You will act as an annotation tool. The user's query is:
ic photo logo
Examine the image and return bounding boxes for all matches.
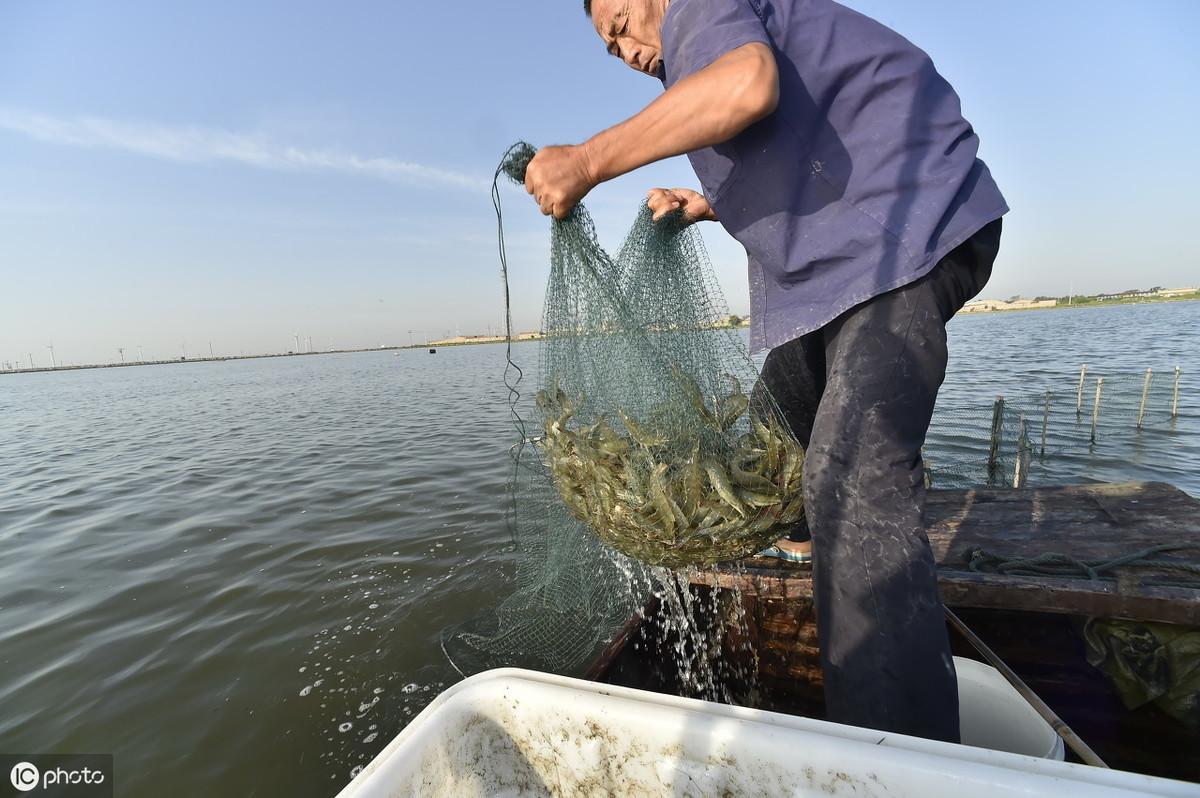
[1,755,112,797]
[10,762,38,792]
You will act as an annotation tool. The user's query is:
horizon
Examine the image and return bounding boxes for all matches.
[5,288,1195,371]
[2,0,1198,365]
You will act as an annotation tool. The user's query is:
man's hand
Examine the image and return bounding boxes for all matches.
[646,188,716,224]
[524,144,598,220]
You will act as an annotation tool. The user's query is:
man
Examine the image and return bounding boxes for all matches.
[524,0,1005,743]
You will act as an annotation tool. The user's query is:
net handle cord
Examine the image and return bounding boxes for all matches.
[493,142,537,457]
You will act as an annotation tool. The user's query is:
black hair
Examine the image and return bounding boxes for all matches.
[584,0,592,16]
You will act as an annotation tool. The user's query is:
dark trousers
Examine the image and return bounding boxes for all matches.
[760,219,1002,742]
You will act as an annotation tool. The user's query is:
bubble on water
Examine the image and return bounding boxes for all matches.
[298,666,307,673]
[314,679,325,687]
[343,625,352,631]
[338,721,353,733]
[373,687,384,695]
[299,685,313,697]
[362,732,378,744]
[349,765,364,779]
[368,603,379,610]
[401,683,419,694]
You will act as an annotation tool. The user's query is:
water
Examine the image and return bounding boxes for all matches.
[0,301,1196,796]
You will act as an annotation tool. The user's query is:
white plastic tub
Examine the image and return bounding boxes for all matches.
[954,656,1064,760]
[338,664,1199,797]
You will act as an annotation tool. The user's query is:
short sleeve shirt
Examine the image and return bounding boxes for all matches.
[660,0,1009,352]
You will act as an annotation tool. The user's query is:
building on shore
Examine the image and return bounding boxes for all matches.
[427,331,543,346]
[960,298,1057,313]
[1155,287,1199,298]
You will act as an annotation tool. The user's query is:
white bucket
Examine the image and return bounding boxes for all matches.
[955,657,1065,760]
[337,663,1198,798]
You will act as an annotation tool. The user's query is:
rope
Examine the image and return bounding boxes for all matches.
[965,542,1200,588]
[493,142,535,461]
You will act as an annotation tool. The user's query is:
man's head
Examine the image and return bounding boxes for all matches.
[585,0,670,78]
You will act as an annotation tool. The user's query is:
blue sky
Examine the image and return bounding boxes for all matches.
[1,0,1198,365]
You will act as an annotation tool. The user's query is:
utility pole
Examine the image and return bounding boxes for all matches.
[47,344,56,368]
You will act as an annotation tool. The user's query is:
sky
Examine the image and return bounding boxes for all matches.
[1,0,1198,366]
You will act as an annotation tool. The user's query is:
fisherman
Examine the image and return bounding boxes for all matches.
[523,0,1006,743]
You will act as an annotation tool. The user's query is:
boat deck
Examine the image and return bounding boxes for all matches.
[708,481,1200,624]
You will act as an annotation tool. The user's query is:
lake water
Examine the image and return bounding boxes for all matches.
[0,300,1197,796]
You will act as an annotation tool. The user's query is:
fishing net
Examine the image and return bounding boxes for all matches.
[441,142,803,675]
[508,142,802,568]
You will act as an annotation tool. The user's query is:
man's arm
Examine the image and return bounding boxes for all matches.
[525,42,778,219]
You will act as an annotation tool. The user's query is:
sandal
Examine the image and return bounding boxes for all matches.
[757,544,813,564]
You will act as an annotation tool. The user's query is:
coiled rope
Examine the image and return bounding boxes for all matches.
[966,542,1200,588]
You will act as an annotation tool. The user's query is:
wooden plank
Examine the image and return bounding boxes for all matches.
[696,483,1200,624]
[937,571,1200,625]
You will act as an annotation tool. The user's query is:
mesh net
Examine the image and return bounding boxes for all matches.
[442,142,801,676]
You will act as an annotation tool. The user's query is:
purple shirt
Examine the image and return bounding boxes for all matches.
[660,0,1009,351]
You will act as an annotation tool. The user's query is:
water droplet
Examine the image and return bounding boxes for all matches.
[362,732,378,744]
[401,683,418,694]
[299,685,313,697]
[338,721,353,733]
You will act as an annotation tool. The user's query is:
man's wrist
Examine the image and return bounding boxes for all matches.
[579,136,608,187]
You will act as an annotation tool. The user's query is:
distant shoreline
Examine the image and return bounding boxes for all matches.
[0,347,408,376]
[960,294,1199,315]
[5,299,1192,375]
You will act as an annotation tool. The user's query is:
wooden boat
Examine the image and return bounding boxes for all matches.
[587,482,1200,782]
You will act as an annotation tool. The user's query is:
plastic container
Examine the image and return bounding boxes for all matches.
[954,656,1064,760]
[337,664,1199,797]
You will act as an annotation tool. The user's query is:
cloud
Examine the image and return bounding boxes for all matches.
[0,107,486,191]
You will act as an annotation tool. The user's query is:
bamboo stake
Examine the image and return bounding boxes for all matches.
[1013,415,1029,488]
[1091,378,1103,443]
[1040,391,1050,457]
[987,396,1005,485]
[1172,366,1182,418]
[945,608,1109,769]
[1076,364,1088,415]
[1136,368,1152,429]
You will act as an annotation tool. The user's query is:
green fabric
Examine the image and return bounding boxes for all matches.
[1084,618,1200,728]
